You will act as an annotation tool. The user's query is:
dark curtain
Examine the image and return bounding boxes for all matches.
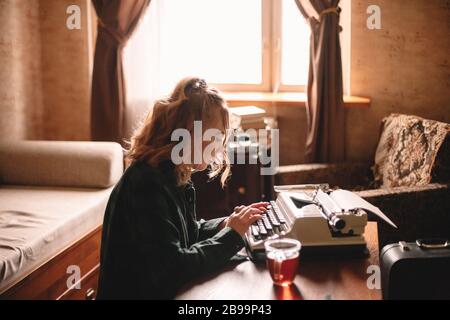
[91,0,151,143]
[294,0,345,162]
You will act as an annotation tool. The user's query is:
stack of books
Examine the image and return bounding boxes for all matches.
[228,106,277,148]
[229,106,270,131]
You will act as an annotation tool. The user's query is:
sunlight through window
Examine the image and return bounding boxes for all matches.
[125,0,314,97]
[281,0,310,86]
[160,0,262,90]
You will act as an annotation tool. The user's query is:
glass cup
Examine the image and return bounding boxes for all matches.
[265,238,301,287]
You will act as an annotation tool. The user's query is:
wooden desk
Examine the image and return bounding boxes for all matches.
[177,222,381,300]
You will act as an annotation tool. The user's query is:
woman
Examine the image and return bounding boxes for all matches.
[97,77,268,299]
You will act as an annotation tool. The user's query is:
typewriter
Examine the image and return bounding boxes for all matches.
[244,184,397,260]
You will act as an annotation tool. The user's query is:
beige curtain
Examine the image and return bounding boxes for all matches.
[91,0,151,143]
[295,0,345,162]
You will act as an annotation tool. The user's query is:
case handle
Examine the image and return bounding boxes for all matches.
[416,238,449,249]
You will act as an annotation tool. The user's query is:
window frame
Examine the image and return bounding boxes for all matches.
[211,0,351,94]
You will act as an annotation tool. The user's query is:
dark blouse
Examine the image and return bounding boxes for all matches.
[96,160,244,300]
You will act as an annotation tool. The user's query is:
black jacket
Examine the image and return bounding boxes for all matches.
[96,160,244,299]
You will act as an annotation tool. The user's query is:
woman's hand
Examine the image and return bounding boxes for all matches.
[222,202,269,236]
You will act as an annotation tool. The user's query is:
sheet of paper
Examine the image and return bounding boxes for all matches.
[330,189,398,228]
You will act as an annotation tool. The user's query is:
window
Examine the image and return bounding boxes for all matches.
[280,0,310,88]
[125,0,350,97]
[159,0,263,89]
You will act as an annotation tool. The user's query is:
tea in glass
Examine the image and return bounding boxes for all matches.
[265,238,301,286]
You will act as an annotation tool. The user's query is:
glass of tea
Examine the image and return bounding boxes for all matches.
[265,238,301,287]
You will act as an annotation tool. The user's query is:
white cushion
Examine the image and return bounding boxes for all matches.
[0,185,112,293]
[0,141,123,188]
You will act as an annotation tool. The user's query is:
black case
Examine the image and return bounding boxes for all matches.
[380,239,450,299]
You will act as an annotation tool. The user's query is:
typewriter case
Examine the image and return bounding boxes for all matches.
[380,239,450,299]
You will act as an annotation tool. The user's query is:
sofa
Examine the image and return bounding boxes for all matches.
[0,140,123,299]
[276,114,450,249]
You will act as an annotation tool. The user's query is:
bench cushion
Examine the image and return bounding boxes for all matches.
[0,141,123,188]
[0,185,112,293]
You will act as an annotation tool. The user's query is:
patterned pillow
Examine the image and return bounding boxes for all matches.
[373,114,450,188]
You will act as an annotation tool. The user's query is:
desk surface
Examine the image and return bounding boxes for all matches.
[176,222,381,300]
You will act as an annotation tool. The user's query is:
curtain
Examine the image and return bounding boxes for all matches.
[91,0,151,143]
[294,0,345,163]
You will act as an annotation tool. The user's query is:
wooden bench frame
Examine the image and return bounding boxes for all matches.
[0,226,102,300]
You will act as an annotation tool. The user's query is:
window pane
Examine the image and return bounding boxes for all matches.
[160,0,262,90]
[281,0,310,85]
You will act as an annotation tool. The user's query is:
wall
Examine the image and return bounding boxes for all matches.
[276,106,307,165]
[0,0,43,140]
[347,0,450,162]
[39,0,93,140]
[0,0,92,141]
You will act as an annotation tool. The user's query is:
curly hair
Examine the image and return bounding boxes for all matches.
[126,77,231,186]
